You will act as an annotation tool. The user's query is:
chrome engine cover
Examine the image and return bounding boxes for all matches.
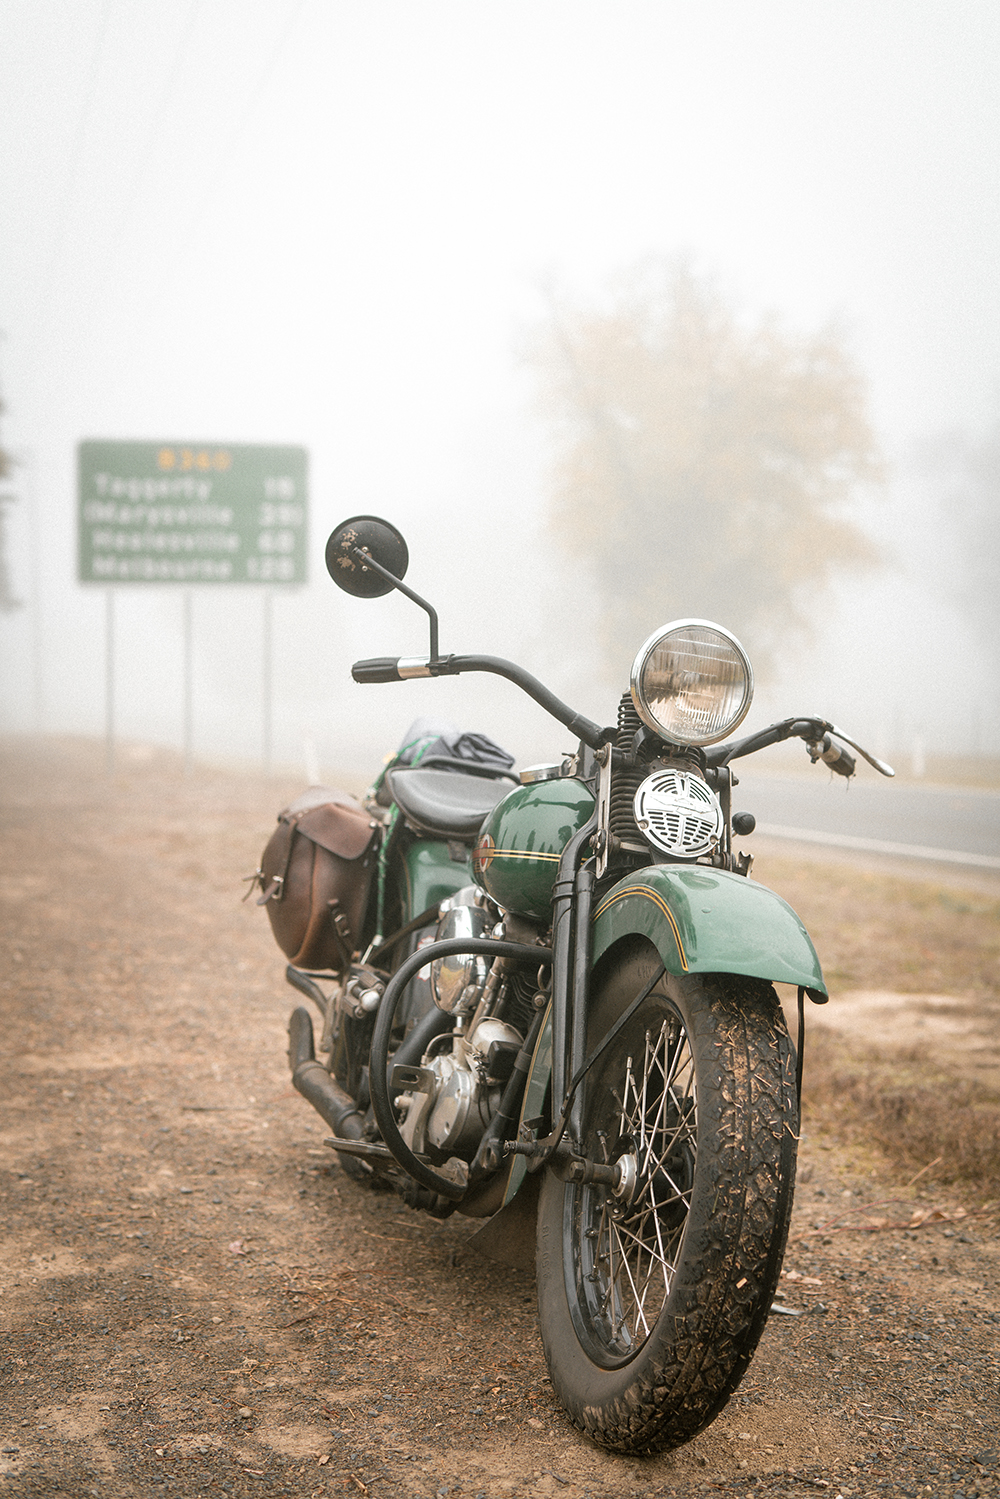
[424,1052,489,1154]
[396,1017,523,1160]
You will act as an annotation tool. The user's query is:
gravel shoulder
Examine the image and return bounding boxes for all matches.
[1,737,998,1499]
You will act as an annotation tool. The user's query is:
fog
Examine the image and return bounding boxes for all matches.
[1,1,998,780]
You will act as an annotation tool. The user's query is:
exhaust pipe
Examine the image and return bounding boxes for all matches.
[288,1007,365,1143]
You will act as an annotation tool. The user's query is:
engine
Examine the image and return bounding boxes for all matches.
[393,887,545,1163]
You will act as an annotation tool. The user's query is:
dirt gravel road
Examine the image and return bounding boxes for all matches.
[1,738,998,1499]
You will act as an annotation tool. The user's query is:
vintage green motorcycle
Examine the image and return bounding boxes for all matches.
[253,515,894,1455]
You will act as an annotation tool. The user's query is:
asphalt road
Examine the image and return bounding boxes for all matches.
[729,770,1000,870]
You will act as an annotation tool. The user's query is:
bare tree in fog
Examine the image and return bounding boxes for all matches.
[531,260,883,677]
[0,388,20,612]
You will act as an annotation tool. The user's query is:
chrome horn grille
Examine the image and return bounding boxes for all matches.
[633,770,723,858]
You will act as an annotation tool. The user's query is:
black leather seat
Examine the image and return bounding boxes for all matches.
[385,766,514,840]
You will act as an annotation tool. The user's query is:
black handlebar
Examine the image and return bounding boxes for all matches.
[705,718,821,766]
[351,660,890,777]
[707,718,889,777]
[351,652,614,752]
[352,657,403,683]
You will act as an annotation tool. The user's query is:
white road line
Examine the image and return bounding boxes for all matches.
[754,824,1000,870]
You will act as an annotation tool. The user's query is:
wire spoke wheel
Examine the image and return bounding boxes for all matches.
[571,1012,697,1364]
[536,940,798,1455]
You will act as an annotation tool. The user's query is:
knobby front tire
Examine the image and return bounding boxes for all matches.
[535,939,798,1455]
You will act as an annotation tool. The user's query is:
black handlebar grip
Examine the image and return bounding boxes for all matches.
[808,733,856,778]
[829,745,856,778]
[351,657,402,683]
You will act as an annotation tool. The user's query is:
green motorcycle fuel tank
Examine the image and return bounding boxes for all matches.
[471,777,596,918]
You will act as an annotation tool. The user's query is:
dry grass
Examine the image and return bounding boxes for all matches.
[759,855,1000,1194]
[802,1027,1000,1195]
[761,858,1000,1000]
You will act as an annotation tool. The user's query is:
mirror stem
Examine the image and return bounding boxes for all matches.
[349,546,440,659]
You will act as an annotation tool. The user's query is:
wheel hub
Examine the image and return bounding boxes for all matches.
[611,1150,638,1203]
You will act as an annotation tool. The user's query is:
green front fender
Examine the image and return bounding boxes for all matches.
[502,864,825,1207]
[591,865,826,996]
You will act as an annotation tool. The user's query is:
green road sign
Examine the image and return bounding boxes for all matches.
[78,440,308,584]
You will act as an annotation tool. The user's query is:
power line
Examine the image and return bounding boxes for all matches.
[36,0,116,331]
[143,0,310,314]
[104,0,203,261]
[98,0,310,406]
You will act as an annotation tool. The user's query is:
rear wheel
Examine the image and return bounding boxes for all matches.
[536,940,797,1454]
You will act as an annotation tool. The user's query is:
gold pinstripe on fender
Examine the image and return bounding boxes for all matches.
[592,884,689,970]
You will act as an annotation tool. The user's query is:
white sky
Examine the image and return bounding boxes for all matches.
[1,1,998,770]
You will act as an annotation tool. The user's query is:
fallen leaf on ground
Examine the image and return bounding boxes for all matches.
[908,1205,967,1228]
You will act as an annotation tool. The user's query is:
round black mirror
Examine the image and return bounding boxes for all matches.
[325,516,409,598]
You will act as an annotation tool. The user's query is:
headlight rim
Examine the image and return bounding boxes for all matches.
[629,617,755,747]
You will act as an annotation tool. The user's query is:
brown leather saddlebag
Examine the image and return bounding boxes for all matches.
[255,786,379,972]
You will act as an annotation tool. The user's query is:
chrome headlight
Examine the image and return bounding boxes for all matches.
[630,619,754,746]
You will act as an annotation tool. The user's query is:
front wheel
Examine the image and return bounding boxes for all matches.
[536,941,797,1454]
